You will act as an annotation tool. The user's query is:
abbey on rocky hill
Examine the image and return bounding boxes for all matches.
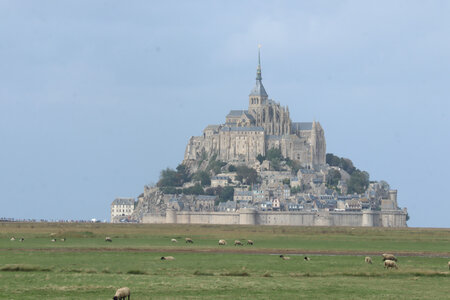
[183,49,326,170]
[113,48,407,228]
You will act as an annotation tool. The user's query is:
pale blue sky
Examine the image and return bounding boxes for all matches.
[1,1,449,227]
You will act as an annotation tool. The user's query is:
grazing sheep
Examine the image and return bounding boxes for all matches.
[247,240,254,245]
[161,256,175,260]
[51,238,57,242]
[60,238,66,242]
[113,287,130,300]
[105,237,112,242]
[185,238,193,243]
[234,240,243,246]
[19,237,24,242]
[384,260,398,270]
[304,256,310,261]
[365,256,372,264]
[10,237,15,241]
[218,239,227,245]
[382,253,397,262]
[171,238,177,243]
[279,255,290,260]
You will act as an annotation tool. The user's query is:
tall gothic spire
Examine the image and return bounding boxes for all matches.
[256,44,262,81]
[249,45,268,97]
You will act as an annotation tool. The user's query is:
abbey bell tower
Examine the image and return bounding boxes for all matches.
[248,46,268,110]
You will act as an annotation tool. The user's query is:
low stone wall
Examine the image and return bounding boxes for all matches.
[141,209,407,227]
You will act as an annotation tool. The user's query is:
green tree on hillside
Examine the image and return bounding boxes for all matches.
[326,153,341,167]
[219,186,235,203]
[340,158,356,175]
[192,171,211,186]
[326,153,356,175]
[285,158,301,174]
[347,170,370,194]
[265,148,283,171]
[183,183,204,195]
[206,155,227,175]
[256,154,265,164]
[228,164,236,172]
[157,164,191,187]
[157,168,182,187]
[176,164,191,182]
[235,166,258,185]
[327,169,341,187]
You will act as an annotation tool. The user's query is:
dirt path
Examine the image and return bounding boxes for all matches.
[2,247,449,257]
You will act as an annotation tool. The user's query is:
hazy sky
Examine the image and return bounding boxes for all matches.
[1,1,449,227]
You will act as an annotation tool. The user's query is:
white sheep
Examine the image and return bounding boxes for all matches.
[51,238,57,242]
[19,237,24,242]
[234,240,243,246]
[161,256,175,260]
[247,240,254,245]
[218,239,227,245]
[60,238,66,242]
[185,238,193,243]
[10,237,15,241]
[384,259,398,269]
[304,256,310,261]
[279,255,290,260]
[105,237,112,242]
[365,256,372,264]
[171,238,177,243]
[382,253,397,262]
[113,287,130,300]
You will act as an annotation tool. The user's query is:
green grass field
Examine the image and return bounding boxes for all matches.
[0,223,449,299]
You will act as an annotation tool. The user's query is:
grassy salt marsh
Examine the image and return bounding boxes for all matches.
[0,223,448,299]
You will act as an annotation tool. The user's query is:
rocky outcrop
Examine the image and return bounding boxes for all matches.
[130,186,166,221]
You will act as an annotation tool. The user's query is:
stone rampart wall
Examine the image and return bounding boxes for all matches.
[142,209,407,227]
[142,214,166,224]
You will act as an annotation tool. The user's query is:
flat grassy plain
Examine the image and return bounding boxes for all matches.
[0,223,449,299]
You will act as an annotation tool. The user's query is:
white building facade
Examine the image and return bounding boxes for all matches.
[111,198,135,222]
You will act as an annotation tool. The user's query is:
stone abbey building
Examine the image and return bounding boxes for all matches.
[184,50,326,169]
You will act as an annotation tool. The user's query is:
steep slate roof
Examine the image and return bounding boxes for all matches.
[204,125,221,131]
[227,110,247,117]
[218,200,237,210]
[249,80,268,97]
[292,122,313,131]
[112,198,135,205]
[226,110,255,121]
[220,126,264,132]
